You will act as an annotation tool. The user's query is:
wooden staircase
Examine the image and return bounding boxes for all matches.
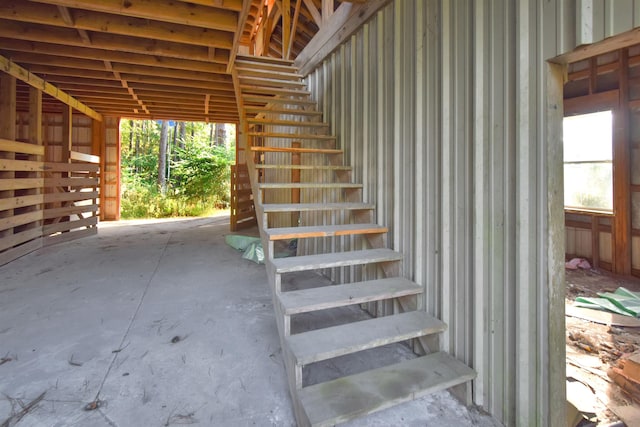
[231,54,476,426]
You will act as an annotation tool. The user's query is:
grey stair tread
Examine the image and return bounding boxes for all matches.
[298,352,476,427]
[261,202,371,212]
[241,86,311,96]
[259,182,363,189]
[265,223,387,240]
[288,311,445,365]
[244,107,322,116]
[256,165,351,170]
[248,132,335,140]
[272,248,401,273]
[279,277,421,315]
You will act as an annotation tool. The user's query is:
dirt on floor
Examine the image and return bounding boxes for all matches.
[565,268,640,426]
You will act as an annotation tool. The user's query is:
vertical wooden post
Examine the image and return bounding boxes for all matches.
[321,0,333,25]
[591,216,600,269]
[28,87,43,234]
[291,141,301,225]
[61,104,73,165]
[282,0,291,59]
[92,119,104,223]
[0,75,17,239]
[612,49,631,275]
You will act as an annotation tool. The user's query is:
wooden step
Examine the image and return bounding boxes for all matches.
[243,95,317,106]
[244,107,322,117]
[239,76,306,88]
[241,86,311,97]
[261,202,371,212]
[250,146,342,154]
[235,60,300,74]
[288,311,445,365]
[271,248,401,273]
[298,352,476,427]
[259,182,363,190]
[265,223,387,240]
[236,54,295,66]
[249,132,335,140]
[235,67,303,81]
[248,119,329,128]
[255,165,351,171]
[279,277,421,315]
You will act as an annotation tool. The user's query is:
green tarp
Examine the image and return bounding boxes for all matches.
[575,287,640,317]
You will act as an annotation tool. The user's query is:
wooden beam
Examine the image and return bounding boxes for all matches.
[0,19,229,63]
[228,0,255,73]
[295,0,392,76]
[0,74,17,241]
[282,0,291,59]
[303,0,322,27]
[321,0,333,24]
[0,2,236,50]
[29,0,238,32]
[287,0,302,59]
[0,54,102,121]
[174,0,244,11]
[205,94,211,115]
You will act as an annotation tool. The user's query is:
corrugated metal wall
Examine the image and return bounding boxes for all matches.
[577,0,640,45]
[295,0,638,424]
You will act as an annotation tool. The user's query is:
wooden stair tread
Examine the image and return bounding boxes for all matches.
[298,352,476,427]
[235,54,295,66]
[244,107,322,116]
[235,67,304,80]
[288,311,445,365]
[247,119,329,127]
[243,95,317,105]
[261,202,371,212]
[259,182,363,189]
[241,86,311,96]
[265,223,387,240]
[250,146,341,154]
[255,165,350,170]
[271,248,401,273]
[248,132,335,140]
[279,277,421,315]
[239,76,306,88]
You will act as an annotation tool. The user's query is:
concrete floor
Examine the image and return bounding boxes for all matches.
[0,215,501,427]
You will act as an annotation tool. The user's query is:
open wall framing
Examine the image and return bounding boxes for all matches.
[0,64,108,266]
[564,46,640,277]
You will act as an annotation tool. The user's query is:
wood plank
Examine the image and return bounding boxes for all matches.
[44,226,96,247]
[0,194,44,212]
[288,311,445,365]
[248,132,335,140]
[256,165,350,170]
[564,90,619,116]
[70,151,100,164]
[250,146,341,154]
[44,191,99,203]
[0,55,102,121]
[271,248,402,273]
[239,76,306,88]
[235,67,304,80]
[248,118,329,127]
[236,53,295,65]
[0,159,44,172]
[0,237,43,266]
[241,85,311,96]
[43,216,97,235]
[265,223,387,240]
[0,178,44,192]
[279,277,421,315]
[259,182,362,190]
[298,352,476,427]
[29,0,238,32]
[262,202,371,212]
[227,0,254,73]
[244,107,322,116]
[0,210,43,232]
[44,163,100,172]
[44,204,98,220]
[0,139,45,156]
[44,178,99,188]
[243,95,316,105]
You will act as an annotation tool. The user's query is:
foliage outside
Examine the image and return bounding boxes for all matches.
[120,120,235,219]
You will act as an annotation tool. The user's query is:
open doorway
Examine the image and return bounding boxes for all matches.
[563,47,640,425]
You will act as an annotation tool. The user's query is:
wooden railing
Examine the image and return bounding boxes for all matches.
[0,138,100,265]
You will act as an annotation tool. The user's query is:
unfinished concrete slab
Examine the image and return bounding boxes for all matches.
[0,215,501,426]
